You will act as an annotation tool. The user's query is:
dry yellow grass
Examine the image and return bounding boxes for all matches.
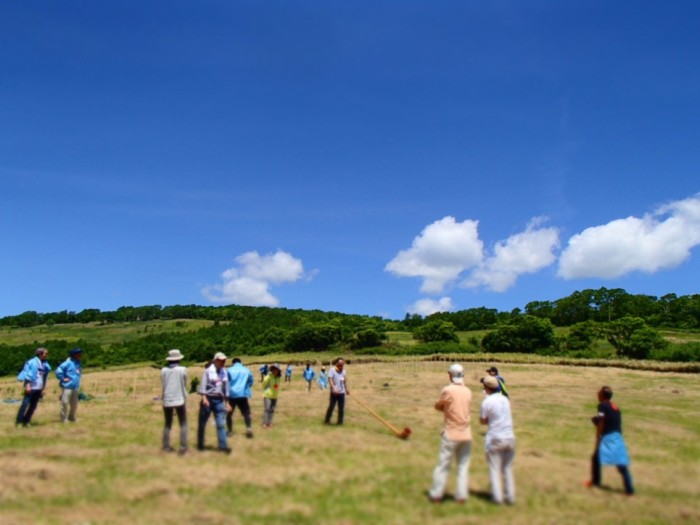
[0,359,698,525]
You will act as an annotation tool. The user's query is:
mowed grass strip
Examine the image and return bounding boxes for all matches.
[0,360,698,525]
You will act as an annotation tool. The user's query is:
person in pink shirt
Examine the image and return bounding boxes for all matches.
[429,363,473,504]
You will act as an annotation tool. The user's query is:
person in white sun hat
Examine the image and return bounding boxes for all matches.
[160,349,189,455]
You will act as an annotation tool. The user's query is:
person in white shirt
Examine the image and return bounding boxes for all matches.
[324,358,349,425]
[197,352,232,454]
[479,375,516,505]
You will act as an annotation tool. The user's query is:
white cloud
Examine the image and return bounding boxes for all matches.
[202,250,308,306]
[464,218,560,291]
[385,216,483,294]
[386,215,559,297]
[408,297,454,316]
[558,194,700,279]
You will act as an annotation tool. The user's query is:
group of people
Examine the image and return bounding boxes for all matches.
[259,362,329,391]
[159,352,345,455]
[429,364,634,505]
[161,351,258,455]
[15,347,83,427]
[16,346,635,502]
[429,364,515,505]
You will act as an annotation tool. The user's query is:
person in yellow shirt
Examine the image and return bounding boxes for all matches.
[429,363,473,504]
[261,364,282,428]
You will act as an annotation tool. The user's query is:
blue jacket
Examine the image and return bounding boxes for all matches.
[18,357,51,390]
[227,363,254,398]
[303,367,316,381]
[55,358,82,390]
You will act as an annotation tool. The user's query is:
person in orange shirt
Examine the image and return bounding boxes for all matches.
[429,363,473,504]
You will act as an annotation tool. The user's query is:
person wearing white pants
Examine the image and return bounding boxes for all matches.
[480,375,516,504]
[429,363,473,503]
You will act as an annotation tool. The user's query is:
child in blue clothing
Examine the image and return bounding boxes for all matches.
[317,367,329,391]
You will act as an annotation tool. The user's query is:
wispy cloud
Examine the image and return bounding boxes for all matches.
[558,194,700,279]
[202,250,310,307]
[408,297,454,316]
[464,218,560,292]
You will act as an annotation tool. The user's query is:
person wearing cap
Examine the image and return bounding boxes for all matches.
[15,347,51,427]
[262,364,282,428]
[197,352,232,453]
[55,348,83,424]
[479,375,516,505]
[428,363,473,504]
[585,386,635,495]
[161,349,189,454]
[324,358,349,425]
[226,358,254,438]
[486,367,509,398]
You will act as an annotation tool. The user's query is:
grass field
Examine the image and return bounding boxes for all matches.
[1,357,698,525]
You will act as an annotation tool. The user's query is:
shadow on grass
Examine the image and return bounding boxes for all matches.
[596,484,633,495]
[422,489,495,504]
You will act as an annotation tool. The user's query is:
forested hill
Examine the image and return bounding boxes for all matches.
[2,287,699,330]
[1,288,699,376]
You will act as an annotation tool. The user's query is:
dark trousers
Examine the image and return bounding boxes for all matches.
[16,390,42,425]
[325,393,345,424]
[591,449,635,494]
[163,405,187,451]
[226,397,252,432]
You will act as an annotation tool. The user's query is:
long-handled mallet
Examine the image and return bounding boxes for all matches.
[352,394,412,440]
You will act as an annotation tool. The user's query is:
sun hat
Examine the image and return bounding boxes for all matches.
[483,376,499,389]
[270,363,281,371]
[70,348,83,356]
[449,363,464,384]
[166,349,184,361]
[213,352,227,361]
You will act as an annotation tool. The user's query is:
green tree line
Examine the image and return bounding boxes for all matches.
[1,288,698,377]
[2,288,699,331]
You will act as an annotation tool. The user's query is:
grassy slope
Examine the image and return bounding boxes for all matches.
[1,359,698,525]
[0,319,216,347]
[3,321,699,350]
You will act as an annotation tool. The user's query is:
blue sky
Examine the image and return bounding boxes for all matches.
[1,2,699,320]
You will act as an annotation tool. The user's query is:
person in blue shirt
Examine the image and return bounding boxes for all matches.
[303,363,316,392]
[258,364,269,383]
[16,347,51,427]
[55,348,83,423]
[226,358,254,438]
[285,364,293,383]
